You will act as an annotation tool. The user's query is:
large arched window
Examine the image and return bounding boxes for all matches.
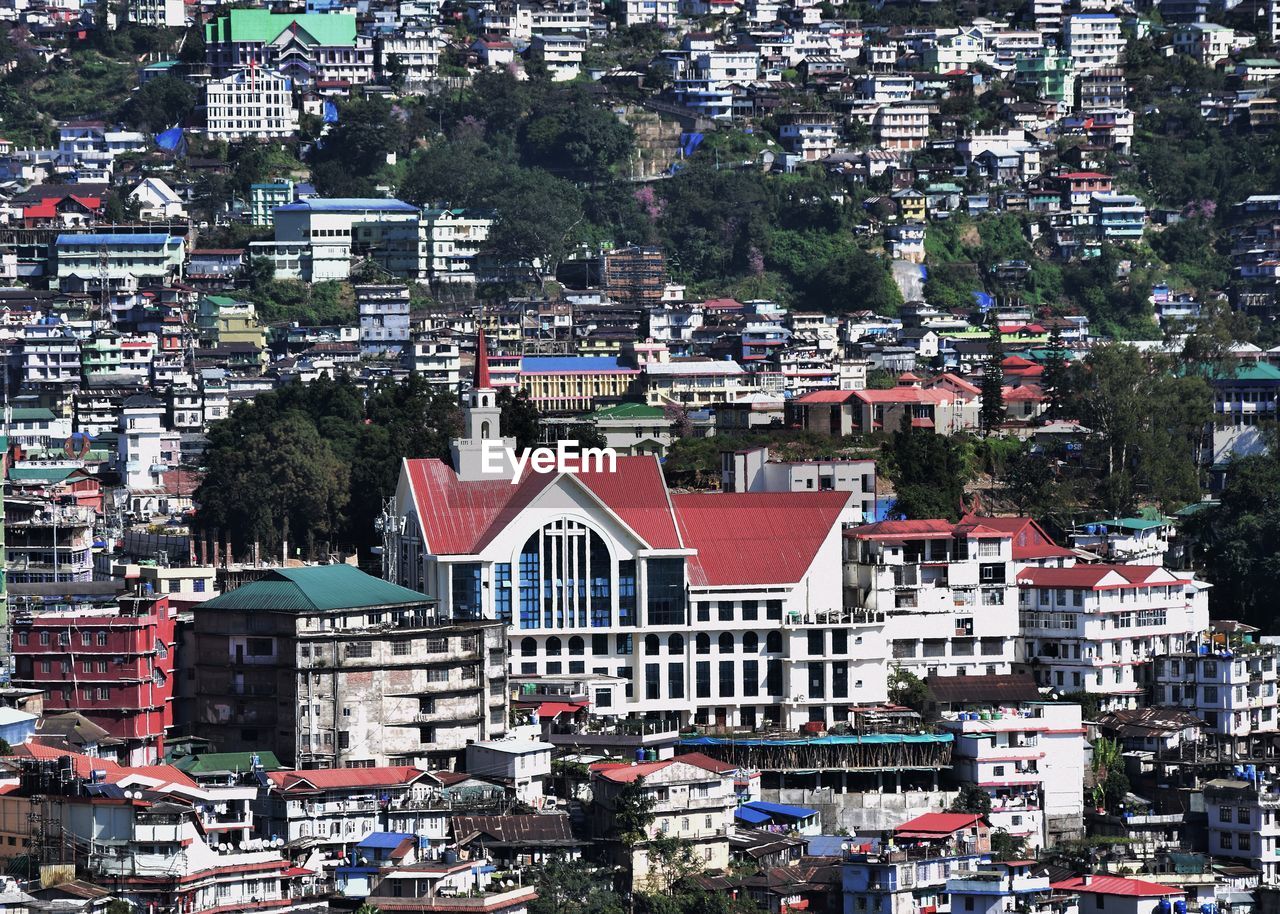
[521,637,536,656]
[743,632,759,653]
[696,633,711,654]
[645,634,660,655]
[546,637,562,656]
[668,634,685,654]
[518,520,614,630]
[718,633,734,654]
[568,636,585,656]
[766,631,782,653]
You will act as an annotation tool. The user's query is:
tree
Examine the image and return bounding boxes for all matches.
[886,412,971,520]
[989,829,1026,861]
[1041,322,1069,421]
[498,387,541,453]
[979,314,1005,435]
[950,784,992,816]
[106,901,133,914]
[888,667,928,712]
[644,835,703,895]
[196,412,349,558]
[118,75,195,131]
[1090,737,1129,814]
[385,53,407,91]
[309,97,407,196]
[614,777,657,848]
[529,860,625,914]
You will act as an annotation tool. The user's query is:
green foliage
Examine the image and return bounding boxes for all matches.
[1064,345,1211,513]
[1090,737,1130,813]
[118,76,195,132]
[106,901,133,914]
[529,860,625,914]
[888,667,928,712]
[950,784,993,816]
[310,96,407,196]
[195,375,460,553]
[499,388,542,452]
[1184,433,1280,628]
[989,829,1026,861]
[979,315,1005,435]
[244,261,355,326]
[1060,690,1103,721]
[885,414,972,520]
[614,777,657,848]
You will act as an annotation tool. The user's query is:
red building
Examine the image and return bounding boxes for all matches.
[11,592,176,765]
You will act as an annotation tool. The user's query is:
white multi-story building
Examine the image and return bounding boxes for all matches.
[419,207,493,284]
[379,24,444,89]
[590,756,736,891]
[621,0,678,24]
[530,34,585,81]
[201,68,299,142]
[1030,0,1063,37]
[778,113,841,161]
[1016,564,1209,709]
[356,284,411,358]
[844,520,1019,678]
[874,102,930,151]
[936,688,1085,849]
[1204,778,1280,883]
[411,338,462,389]
[1064,14,1124,71]
[128,0,183,27]
[385,340,887,732]
[117,393,174,492]
[1153,645,1278,742]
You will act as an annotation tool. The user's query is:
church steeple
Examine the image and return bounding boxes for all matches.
[451,325,515,480]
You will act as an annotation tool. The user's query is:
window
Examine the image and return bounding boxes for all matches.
[616,634,633,655]
[645,635,660,655]
[766,658,782,697]
[765,600,782,620]
[718,601,734,621]
[668,662,685,699]
[668,634,684,653]
[15,632,27,646]
[546,637,562,656]
[1220,832,1234,850]
[718,633,734,654]
[392,640,410,656]
[346,641,372,659]
[80,632,91,646]
[696,633,710,654]
[451,563,482,619]
[808,631,824,656]
[427,669,448,683]
[742,600,758,621]
[645,663,661,701]
[619,560,637,627]
[494,563,512,624]
[719,661,735,697]
[766,631,782,653]
[743,659,759,697]
[646,559,685,625]
[696,661,711,698]
[1238,807,1251,824]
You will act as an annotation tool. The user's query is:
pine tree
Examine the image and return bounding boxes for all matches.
[1042,321,1068,421]
[979,313,1005,435]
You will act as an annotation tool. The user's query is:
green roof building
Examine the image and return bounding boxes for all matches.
[203,11,371,87]
[589,401,674,457]
[193,565,508,768]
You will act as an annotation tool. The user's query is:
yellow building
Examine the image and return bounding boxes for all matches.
[518,356,642,413]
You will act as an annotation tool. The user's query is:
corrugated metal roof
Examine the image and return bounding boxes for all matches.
[56,233,174,245]
[200,565,430,613]
[674,492,851,587]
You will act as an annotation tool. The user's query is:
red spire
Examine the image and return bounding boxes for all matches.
[476,327,491,389]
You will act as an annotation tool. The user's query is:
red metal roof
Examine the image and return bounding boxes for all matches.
[848,519,1009,540]
[536,702,585,718]
[674,491,851,587]
[894,812,985,836]
[1016,565,1180,589]
[1051,876,1184,898]
[406,455,682,555]
[795,389,858,404]
[268,765,428,792]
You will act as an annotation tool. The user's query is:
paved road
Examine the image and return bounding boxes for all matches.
[892,260,925,302]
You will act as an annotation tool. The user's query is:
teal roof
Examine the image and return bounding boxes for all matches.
[592,402,666,420]
[172,750,286,774]
[200,565,431,613]
[1094,517,1168,531]
[9,408,56,422]
[205,10,357,47]
[1174,500,1218,517]
[1212,363,1280,382]
[7,467,76,484]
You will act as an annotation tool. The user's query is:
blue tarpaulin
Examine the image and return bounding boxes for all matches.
[973,291,994,309]
[323,100,340,123]
[156,126,186,156]
[680,132,705,157]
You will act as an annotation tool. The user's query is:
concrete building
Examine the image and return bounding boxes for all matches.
[1017,564,1210,709]
[10,592,177,765]
[385,354,886,732]
[117,393,172,492]
[721,446,876,519]
[356,284,411,358]
[419,208,493,284]
[845,520,1019,679]
[1204,778,1280,883]
[931,675,1085,848]
[1064,14,1124,71]
[127,0,183,27]
[192,565,508,767]
[203,10,373,85]
[253,198,421,282]
[590,756,736,891]
[411,338,462,389]
[464,740,553,804]
[52,232,184,294]
[1153,644,1278,745]
[250,180,294,227]
[201,68,300,142]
